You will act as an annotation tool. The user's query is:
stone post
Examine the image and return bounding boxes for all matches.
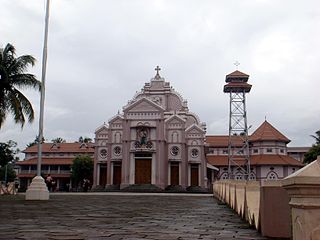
[282,156,320,240]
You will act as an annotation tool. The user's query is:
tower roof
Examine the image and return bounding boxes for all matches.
[225,70,249,83]
[250,121,290,143]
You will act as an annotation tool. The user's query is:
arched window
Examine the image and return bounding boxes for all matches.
[267,171,278,180]
[220,172,228,180]
[172,132,179,142]
[114,132,122,143]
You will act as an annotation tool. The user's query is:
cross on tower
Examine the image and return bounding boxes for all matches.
[234,61,240,69]
[155,66,161,79]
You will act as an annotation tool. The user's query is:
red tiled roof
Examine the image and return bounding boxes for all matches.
[23,143,95,153]
[16,158,73,165]
[226,70,249,78]
[207,154,303,167]
[18,173,71,178]
[250,121,290,143]
[223,82,252,92]
[206,135,244,147]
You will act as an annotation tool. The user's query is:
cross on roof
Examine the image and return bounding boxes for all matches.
[234,61,240,69]
[155,66,161,79]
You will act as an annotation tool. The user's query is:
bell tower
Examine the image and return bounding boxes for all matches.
[224,70,252,180]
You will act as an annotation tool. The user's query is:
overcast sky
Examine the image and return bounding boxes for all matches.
[1,0,319,155]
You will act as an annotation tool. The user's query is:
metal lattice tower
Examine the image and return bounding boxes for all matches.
[223,70,252,180]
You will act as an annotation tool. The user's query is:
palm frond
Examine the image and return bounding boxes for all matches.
[14,89,35,123]
[7,89,25,127]
[8,55,36,74]
[10,73,41,91]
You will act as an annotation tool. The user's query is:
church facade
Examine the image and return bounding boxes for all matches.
[93,68,207,190]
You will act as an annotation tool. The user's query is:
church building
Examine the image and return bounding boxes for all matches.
[93,67,207,190]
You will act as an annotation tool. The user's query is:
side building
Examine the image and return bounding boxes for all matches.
[94,68,208,190]
[206,120,304,180]
[16,143,94,191]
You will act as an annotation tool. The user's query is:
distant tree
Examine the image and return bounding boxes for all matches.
[51,137,66,143]
[0,43,41,128]
[26,135,45,148]
[304,130,320,164]
[78,136,92,143]
[304,145,320,164]
[0,140,19,167]
[0,164,16,182]
[310,130,320,145]
[71,155,93,187]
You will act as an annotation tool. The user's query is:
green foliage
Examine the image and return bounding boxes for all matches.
[0,164,16,182]
[26,135,45,148]
[78,136,92,143]
[310,130,320,145]
[304,144,320,164]
[0,140,19,167]
[51,137,66,143]
[304,130,320,164]
[0,43,41,128]
[71,155,93,185]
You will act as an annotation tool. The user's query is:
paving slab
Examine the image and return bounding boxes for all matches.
[0,193,271,239]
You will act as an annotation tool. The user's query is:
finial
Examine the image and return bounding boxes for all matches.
[155,66,161,79]
[118,110,120,115]
[265,115,267,121]
[234,61,240,70]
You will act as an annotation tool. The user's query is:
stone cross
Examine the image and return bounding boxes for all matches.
[155,66,161,79]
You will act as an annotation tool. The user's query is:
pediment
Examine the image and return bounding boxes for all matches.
[124,97,164,113]
[165,115,186,124]
[95,124,109,134]
[185,124,205,134]
[109,115,123,125]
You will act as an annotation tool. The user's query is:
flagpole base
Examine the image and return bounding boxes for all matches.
[25,176,49,200]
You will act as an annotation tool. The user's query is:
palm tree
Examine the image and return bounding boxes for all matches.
[78,136,92,143]
[51,137,66,143]
[0,43,41,128]
[310,130,320,145]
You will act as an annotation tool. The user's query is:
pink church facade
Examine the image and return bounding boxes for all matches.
[93,69,207,190]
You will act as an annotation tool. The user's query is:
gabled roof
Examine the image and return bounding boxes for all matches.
[250,121,290,143]
[226,70,249,78]
[23,143,95,153]
[207,154,303,167]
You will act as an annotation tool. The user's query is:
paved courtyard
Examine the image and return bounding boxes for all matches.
[0,193,270,240]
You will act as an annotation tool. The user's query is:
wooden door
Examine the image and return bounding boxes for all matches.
[113,164,122,185]
[191,164,199,186]
[135,159,151,184]
[170,163,179,185]
[99,164,107,187]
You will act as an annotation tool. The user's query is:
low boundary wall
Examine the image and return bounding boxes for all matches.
[213,180,291,239]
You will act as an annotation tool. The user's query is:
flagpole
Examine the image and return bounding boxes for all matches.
[26,0,50,200]
[37,0,50,176]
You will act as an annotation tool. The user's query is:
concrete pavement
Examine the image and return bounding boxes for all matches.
[0,193,270,240]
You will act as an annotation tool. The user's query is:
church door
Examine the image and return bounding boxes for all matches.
[135,153,152,184]
[99,164,107,187]
[113,164,122,185]
[170,162,179,185]
[191,164,199,186]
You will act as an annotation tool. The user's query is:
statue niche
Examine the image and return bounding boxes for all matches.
[135,127,153,149]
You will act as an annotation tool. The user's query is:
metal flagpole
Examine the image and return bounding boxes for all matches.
[37,0,50,176]
[26,0,50,200]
